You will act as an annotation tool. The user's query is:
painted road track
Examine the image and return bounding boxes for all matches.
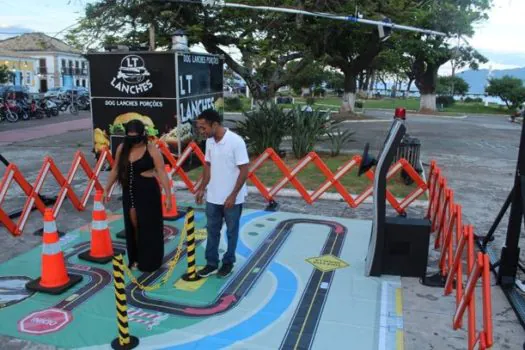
[128,218,347,326]
[279,219,347,349]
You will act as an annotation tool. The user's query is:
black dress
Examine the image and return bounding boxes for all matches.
[122,147,164,272]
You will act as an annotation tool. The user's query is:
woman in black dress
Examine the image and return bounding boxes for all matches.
[104,119,172,272]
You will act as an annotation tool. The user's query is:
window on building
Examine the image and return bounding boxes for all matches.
[61,59,66,67]
[26,72,31,84]
[82,79,86,87]
[76,79,80,86]
[38,58,46,75]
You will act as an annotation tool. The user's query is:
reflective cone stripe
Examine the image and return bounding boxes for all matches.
[94,200,105,212]
[90,191,113,258]
[40,209,70,288]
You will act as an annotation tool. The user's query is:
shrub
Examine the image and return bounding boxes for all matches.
[289,105,328,159]
[464,97,483,103]
[231,102,292,155]
[436,95,455,108]
[224,96,244,111]
[327,127,355,156]
[313,87,325,97]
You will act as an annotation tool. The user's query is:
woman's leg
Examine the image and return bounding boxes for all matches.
[129,208,139,268]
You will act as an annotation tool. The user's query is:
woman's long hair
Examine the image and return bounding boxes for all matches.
[117,119,147,187]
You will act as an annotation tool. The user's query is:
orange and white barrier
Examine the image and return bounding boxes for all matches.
[0,148,115,236]
[1,141,427,236]
[156,141,427,216]
[427,160,494,350]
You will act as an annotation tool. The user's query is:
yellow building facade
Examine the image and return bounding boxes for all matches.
[0,50,38,92]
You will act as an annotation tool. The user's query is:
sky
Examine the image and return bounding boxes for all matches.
[0,0,523,76]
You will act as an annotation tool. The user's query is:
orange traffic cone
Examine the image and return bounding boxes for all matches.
[26,209,82,294]
[79,190,124,263]
[163,165,184,221]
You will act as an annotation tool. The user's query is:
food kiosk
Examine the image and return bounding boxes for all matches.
[87,47,224,165]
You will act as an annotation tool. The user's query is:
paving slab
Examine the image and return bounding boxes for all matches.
[0,114,524,349]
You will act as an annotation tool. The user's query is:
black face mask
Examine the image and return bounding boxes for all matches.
[126,135,144,145]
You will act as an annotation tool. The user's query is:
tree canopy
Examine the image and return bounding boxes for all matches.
[69,0,494,111]
[485,76,525,110]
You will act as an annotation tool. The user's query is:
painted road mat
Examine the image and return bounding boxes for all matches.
[0,208,404,350]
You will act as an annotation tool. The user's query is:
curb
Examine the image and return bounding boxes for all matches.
[171,181,428,208]
[341,119,391,123]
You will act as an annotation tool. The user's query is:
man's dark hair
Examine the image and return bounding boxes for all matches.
[197,109,222,125]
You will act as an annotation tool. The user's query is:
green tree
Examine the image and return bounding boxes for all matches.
[324,71,344,90]
[437,76,469,96]
[401,0,490,112]
[0,65,9,84]
[485,76,525,110]
[69,0,313,100]
[297,1,420,112]
[285,60,325,94]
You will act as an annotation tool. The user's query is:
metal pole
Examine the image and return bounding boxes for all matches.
[497,120,525,286]
[480,188,513,250]
[0,154,9,167]
[165,0,447,37]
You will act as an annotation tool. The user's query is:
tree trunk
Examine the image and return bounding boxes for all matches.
[368,71,376,98]
[406,78,414,93]
[357,72,364,93]
[363,69,371,92]
[414,61,439,113]
[340,73,357,112]
[420,94,437,112]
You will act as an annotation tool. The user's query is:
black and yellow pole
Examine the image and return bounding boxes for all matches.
[181,207,200,282]
[111,254,139,350]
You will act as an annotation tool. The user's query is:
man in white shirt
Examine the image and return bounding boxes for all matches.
[195,109,249,277]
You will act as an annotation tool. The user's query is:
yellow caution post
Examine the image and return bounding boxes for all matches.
[111,254,139,350]
[181,208,201,282]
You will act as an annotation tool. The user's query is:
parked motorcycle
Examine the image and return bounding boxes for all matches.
[0,98,19,122]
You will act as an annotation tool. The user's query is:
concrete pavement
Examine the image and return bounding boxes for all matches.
[0,109,524,349]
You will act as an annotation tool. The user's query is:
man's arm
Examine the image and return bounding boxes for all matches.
[196,141,211,204]
[224,137,250,208]
[229,163,249,197]
[199,162,211,191]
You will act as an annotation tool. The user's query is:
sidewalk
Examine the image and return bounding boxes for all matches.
[0,117,91,145]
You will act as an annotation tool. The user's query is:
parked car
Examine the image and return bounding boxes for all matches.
[44,87,88,99]
[0,85,29,100]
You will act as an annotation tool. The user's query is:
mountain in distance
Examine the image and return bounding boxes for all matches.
[457,67,525,95]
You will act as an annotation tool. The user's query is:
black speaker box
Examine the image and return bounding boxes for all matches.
[381,216,431,277]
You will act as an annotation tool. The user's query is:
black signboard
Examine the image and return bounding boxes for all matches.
[88,52,176,98]
[87,50,223,158]
[176,52,224,124]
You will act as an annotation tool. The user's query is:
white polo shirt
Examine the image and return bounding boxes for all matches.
[205,129,249,205]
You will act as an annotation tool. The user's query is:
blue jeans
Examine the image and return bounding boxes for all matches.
[205,202,243,268]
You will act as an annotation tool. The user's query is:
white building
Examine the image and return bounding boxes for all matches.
[0,33,89,93]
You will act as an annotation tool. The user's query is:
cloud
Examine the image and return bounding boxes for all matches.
[0,25,34,41]
[438,1,525,76]
[468,0,525,55]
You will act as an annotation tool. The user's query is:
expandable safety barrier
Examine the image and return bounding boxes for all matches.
[1,141,426,236]
[156,140,427,215]
[427,160,493,350]
[0,149,115,236]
